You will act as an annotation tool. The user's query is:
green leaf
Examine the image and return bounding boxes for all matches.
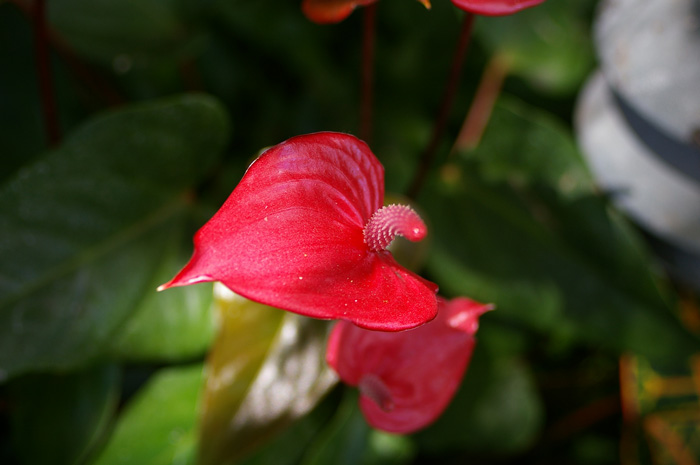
[199,284,337,465]
[301,390,373,465]
[108,233,216,362]
[422,97,699,362]
[460,96,593,197]
[93,364,204,465]
[414,325,543,454]
[238,390,342,465]
[48,0,200,66]
[0,94,230,380]
[9,364,120,465]
[474,0,596,94]
[301,390,416,465]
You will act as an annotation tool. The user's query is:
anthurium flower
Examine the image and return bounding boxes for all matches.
[326,297,492,434]
[302,0,430,24]
[301,0,542,23]
[451,0,545,16]
[159,132,439,331]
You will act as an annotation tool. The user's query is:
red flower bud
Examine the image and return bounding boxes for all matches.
[451,0,545,16]
[326,297,493,434]
[301,0,430,24]
[159,132,438,331]
[300,0,542,23]
[301,0,377,24]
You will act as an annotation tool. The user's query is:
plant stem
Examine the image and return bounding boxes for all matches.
[33,0,61,146]
[12,0,124,108]
[452,53,510,154]
[360,3,377,144]
[406,12,475,198]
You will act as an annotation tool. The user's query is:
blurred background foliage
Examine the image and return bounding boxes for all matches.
[1,0,699,464]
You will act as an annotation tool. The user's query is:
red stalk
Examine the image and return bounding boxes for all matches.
[33,0,61,146]
[452,53,510,153]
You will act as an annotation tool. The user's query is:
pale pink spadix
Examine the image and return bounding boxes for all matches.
[363,204,427,252]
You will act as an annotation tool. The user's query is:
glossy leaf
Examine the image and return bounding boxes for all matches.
[9,364,119,465]
[161,132,438,331]
[109,231,216,362]
[423,98,699,361]
[451,0,545,16]
[199,284,338,465]
[93,365,204,465]
[0,94,230,380]
[327,297,490,434]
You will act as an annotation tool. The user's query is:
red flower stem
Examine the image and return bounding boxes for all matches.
[451,53,510,153]
[360,3,377,145]
[11,0,124,108]
[407,12,475,198]
[33,0,61,146]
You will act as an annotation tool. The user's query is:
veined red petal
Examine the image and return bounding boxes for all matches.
[160,132,438,331]
[326,297,492,434]
[451,0,545,16]
[301,0,377,24]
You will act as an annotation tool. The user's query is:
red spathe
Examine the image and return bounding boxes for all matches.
[327,297,492,434]
[451,0,545,16]
[160,132,438,331]
[301,0,377,23]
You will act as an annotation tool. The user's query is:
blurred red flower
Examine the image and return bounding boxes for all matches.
[159,132,438,331]
[301,0,543,23]
[302,0,429,24]
[450,0,545,16]
[327,297,492,433]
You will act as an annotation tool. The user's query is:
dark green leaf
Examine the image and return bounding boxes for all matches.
[108,234,216,362]
[301,389,416,465]
[9,364,120,465]
[422,98,699,361]
[199,285,337,465]
[460,96,593,196]
[93,364,204,465]
[0,94,230,380]
[301,390,371,465]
